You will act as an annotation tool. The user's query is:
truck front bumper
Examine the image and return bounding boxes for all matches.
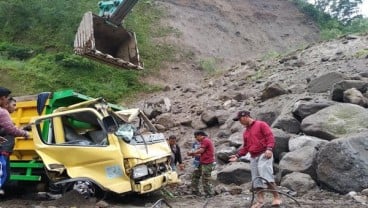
[133,171,179,194]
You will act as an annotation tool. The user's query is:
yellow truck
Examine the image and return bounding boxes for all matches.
[10,90,178,197]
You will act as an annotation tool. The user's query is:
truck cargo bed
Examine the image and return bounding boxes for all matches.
[74,12,143,70]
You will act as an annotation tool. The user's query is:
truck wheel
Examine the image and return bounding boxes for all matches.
[63,180,96,198]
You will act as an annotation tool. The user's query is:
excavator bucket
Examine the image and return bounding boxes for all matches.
[74,12,143,70]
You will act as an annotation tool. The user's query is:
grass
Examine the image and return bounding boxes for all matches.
[261,51,281,61]
[354,49,368,58]
[124,1,178,73]
[0,0,178,103]
[198,58,217,74]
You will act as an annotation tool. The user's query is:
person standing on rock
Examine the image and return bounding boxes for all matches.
[187,130,215,198]
[229,110,282,208]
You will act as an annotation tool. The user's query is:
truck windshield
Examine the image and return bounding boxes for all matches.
[114,122,165,145]
[115,123,136,143]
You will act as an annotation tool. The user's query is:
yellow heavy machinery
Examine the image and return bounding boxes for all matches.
[74,0,143,70]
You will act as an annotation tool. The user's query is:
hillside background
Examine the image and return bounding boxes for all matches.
[0,0,367,103]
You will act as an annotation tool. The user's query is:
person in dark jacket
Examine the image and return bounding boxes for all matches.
[167,135,184,171]
[229,110,282,208]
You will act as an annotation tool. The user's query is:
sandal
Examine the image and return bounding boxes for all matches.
[250,201,265,208]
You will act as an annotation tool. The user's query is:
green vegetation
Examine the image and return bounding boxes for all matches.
[124,1,177,72]
[292,0,368,39]
[198,58,218,74]
[354,48,368,58]
[314,0,362,23]
[261,51,281,61]
[0,0,174,102]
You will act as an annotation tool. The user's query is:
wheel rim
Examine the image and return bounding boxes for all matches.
[65,180,96,198]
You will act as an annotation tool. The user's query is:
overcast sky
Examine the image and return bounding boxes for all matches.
[308,0,368,17]
[360,0,368,17]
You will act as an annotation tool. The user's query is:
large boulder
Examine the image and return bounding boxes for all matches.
[279,146,318,180]
[292,99,335,120]
[307,72,345,93]
[261,83,288,101]
[201,110,218,127]
[343,88,368,107]
[143,97,172,119]
[272,128,290,162]
[272,115,300,134]
[316,131,368,194]
[280,172,317,196]
[289,135,328,152]
[155,113,175,129]
[217,162,252,185]
[257,110,280,126]
[216,145,237,164]
[301,103,368,140]
[330,80,368,102]
[228,131,243,148]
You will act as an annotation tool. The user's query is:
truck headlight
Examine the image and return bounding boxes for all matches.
[132,165,149,179]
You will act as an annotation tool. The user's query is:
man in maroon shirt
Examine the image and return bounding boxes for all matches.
[187,130,215,197]
[229,111,282,208]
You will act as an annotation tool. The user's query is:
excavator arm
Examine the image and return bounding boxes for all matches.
[74,0,143,70]
[99,0,138,26]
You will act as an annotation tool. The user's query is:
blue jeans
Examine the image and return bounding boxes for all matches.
[0,155,8,188]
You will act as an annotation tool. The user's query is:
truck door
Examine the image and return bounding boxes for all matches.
[32,109,132,194]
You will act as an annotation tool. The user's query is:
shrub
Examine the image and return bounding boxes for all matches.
[0,42,34,60]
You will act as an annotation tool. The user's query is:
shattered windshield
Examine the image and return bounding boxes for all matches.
[115,124,136,143]
[114,122,165,145]
[112,110,164,145]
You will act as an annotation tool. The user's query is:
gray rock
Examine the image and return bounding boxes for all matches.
[201,110,218,127]
[316,131,368,194]
[257,110,280,126]
[261,83,288,101]
[331,80,368,102]
[215,110,230,125]
[272,128,290,162]
[280,172,317,196]
[217,162,252,185]
[155,113,175,129]
[289,135,328,152]
[143,97,172,119]
[228,132,243,148]
[361,188,368,196]
[96,200,109,208]
[301,103,368,140]
[216,146,237,164]
[343,88,368,107]
[279,146,318,180]
[272,115,301,134]
[191,118,207,130]
[292,99,335,120]
[307,72,345,93]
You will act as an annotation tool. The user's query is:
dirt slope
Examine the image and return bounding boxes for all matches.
[145,0,320,86]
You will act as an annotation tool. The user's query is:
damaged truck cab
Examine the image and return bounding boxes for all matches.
[13,90,178,196]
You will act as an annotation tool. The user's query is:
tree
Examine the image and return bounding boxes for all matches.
[314,0,363,23]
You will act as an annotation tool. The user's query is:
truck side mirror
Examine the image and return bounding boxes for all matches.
[102,116,118,133]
